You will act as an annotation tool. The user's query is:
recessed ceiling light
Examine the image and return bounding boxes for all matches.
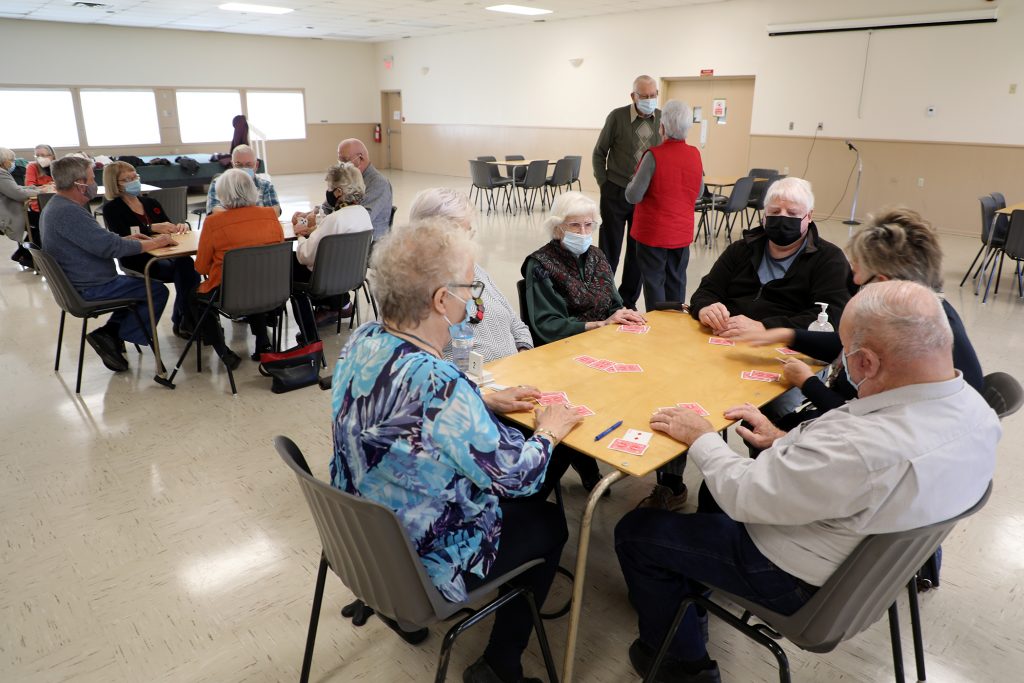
[218,2,294,15]
[486,4,553,16]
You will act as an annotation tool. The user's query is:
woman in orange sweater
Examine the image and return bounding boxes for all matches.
[193,168,284,369]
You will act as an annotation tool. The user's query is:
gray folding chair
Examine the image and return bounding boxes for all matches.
[545,158,574,204]
[146,186,188,224]
[982,371,1024,418]
[469,159,511,214]
[565,155,583,191]
[990,192,1006,210]
[519,160,550,214]
[645,483,993,683]
[960,195,1008,291]
[29,247,150,393]
[744,172,778,227]
[712,176,754,242]
[164,242,292,394]
[993,210,1024,298]
[273,435,559,683]
[505,154,528,183]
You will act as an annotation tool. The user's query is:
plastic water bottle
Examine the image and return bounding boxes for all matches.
[450,323,475,373]
[808,301,834,332]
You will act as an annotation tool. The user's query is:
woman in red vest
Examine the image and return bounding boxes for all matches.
[625,100,704,311]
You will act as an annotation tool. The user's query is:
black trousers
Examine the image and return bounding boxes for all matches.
[634,242,690,312]
[189,286,271,350]
[598,181,643,309]
[464,497,568,680]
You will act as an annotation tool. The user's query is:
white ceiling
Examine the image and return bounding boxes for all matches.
[1,0,727,42]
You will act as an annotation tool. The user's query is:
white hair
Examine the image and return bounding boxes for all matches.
[0,147,14,164]
[325,162,365,204]
[231,144,255,161]
[848,280,952,357]
[764,176,815,214]
[216,168,259,209]
[543,191,601,240]
[661,100,692,140]
[409,187,474,229]
[633,75,657,93]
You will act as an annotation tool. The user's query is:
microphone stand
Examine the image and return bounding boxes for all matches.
[843,141,862,235]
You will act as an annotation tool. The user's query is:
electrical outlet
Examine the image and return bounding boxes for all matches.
[917,177,925,188]
[926,106,936,117]
[817,122,823,131]
[1011,83,1018,95]
[788,121,794,131]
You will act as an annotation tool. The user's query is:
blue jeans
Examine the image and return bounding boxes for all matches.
[615,509,816,662]
[79,275,168,346]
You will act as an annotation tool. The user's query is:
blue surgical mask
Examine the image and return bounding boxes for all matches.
[243,167,255,178]
[123,179,142,196]
[562,231,592,256]
[446,289,484,329]
[635,98,657,116]
[841,346,866,394]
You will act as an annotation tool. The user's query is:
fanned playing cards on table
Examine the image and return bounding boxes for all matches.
[573,355,643,373]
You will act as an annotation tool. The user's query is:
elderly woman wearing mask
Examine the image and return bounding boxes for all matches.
[332,219,582,683]
[101,161,200,338]
[192,169,284,369]
[522,191,646,345]
[291,162,373,341]
[1,147,42,267]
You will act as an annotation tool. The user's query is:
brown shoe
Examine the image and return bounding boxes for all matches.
[637,484,688,512]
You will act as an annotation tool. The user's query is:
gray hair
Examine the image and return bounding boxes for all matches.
[35,144,56,158]
[369,218,477,328]
[0,147,14,164]
[633,75,657,93]
[847,207,943,291]
[847,280,952,358]
[325,162,365,205]
[764,176,815,214]
[409,188,474,230]
[543,191,601,240]
[231,144,255,161]
[661,100,692,140]
[51,156,94,191]
[215,168,258,209]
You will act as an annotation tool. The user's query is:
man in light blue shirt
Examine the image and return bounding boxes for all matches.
[206,145,280,215]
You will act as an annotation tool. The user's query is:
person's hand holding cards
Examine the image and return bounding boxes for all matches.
[649,406,715,446]
[533,403,584,445]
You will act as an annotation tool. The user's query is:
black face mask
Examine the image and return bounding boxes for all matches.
[325,190,339,208]
[763,214,805,246]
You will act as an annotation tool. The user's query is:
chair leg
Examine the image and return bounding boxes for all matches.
[994,251,1006,295]
[300,553,329,683]
[55,310,66,372]
[76,317,89,394]
[906,580,927,681]
[524,590,560,682]
[435,588,529,683]
[888,603,906,683]
[165,305,214,386]
[959,245,985,287]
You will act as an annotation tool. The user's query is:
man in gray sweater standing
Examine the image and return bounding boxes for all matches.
[40,156,174,372]
[593,75,662,310]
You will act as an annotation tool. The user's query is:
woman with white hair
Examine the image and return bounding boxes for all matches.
[625,100,704,309]
[291,162,372,340]
[331,219,582,683]
[409,187,534,362]
[522,191,646,345]
[192,168,284,368]
[0,147,42,267]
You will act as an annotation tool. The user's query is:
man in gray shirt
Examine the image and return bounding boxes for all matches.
[615,280,999,682]
[40,156,175,372]
[336,138,393,240]
[593,75,662,310]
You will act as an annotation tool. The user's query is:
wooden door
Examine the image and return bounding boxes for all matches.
[382,91,403,170]
[664,77,755,178]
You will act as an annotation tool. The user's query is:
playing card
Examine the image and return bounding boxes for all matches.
[618,324,650,334]
[573,405,596,417]
[608,438,647,455]
[741,370,780,382]
[574,355,598,365]
[776,347,799,355]
[589,359,615,371]
[622,429,653,445]
[708,337,735,346]
[538,391,569,405]
[677,402,711,417]
[612,363,643,373]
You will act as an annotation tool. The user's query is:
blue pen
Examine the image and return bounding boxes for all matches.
[594,420,623,442]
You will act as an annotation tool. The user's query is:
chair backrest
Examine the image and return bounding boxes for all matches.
[979,195,997,244]
[468,160,490,189]
[37,192,56,212]
[982,371,1024,418]
[565,155,582,182]
[477,155,497,162]
[746,175,776,208]
[28,247,93,316]
[550,158,574,186]
[990,192,1007,210]
[731,482,992,654]
[307,231,373,299]
[506,155,527,182]
[146,186,188,224]
[1001,210,1024,260]
[748,167,779,179]
[723,176,755,212]
[219,242,293,317]
[522,160,549,188]
[274,436,447,628]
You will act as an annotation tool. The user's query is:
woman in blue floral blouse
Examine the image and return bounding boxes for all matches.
[331,219,583,683]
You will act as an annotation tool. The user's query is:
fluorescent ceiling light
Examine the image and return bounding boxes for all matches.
[486,4,552,16]
[218,2,294,15]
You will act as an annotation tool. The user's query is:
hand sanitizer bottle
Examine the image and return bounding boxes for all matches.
[808,302,834,332]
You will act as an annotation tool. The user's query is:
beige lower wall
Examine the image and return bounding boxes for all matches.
[400,123,1024,237]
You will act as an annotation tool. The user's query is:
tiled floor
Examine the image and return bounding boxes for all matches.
[2,170,1022,682]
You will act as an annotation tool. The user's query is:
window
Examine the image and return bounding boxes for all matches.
[246,91,306,140]
[176,90,242,144]
[0,89,79,149]
[80,90,161,146]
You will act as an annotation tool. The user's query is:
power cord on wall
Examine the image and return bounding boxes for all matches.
[818,155,859,222]
[801,126,819,177]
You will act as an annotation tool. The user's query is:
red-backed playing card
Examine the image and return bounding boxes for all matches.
[677,402,710,417]
[741,370,780,382]
[618,325,650,334]
[613,363,643,373]
[574,354,598,365]
[608,438,647,455]
[589,359,615,371]
[573,405,595,417]
[538,391,569,405]
[776,347,799,355]
[708,337,735,346]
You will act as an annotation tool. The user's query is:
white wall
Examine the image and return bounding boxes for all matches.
[374,0,1024,145]
[1,19,379,124]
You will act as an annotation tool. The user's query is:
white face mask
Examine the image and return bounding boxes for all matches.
[36,156,52,169]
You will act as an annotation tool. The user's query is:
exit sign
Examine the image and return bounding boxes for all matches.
[700,69,714,77]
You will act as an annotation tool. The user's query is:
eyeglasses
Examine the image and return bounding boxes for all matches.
[563,221,596,234]
[448,280,485,299]
[634,93,658,100]
[232,160,258,169]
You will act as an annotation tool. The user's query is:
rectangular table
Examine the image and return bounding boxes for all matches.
[485,310,791,682]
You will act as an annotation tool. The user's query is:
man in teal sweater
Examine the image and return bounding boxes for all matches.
[593,75,662,310]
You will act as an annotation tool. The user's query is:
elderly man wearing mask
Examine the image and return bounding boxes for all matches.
[206,144,281,216]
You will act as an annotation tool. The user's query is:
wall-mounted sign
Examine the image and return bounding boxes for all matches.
[700,69,714,77]
[712,99,727,117]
